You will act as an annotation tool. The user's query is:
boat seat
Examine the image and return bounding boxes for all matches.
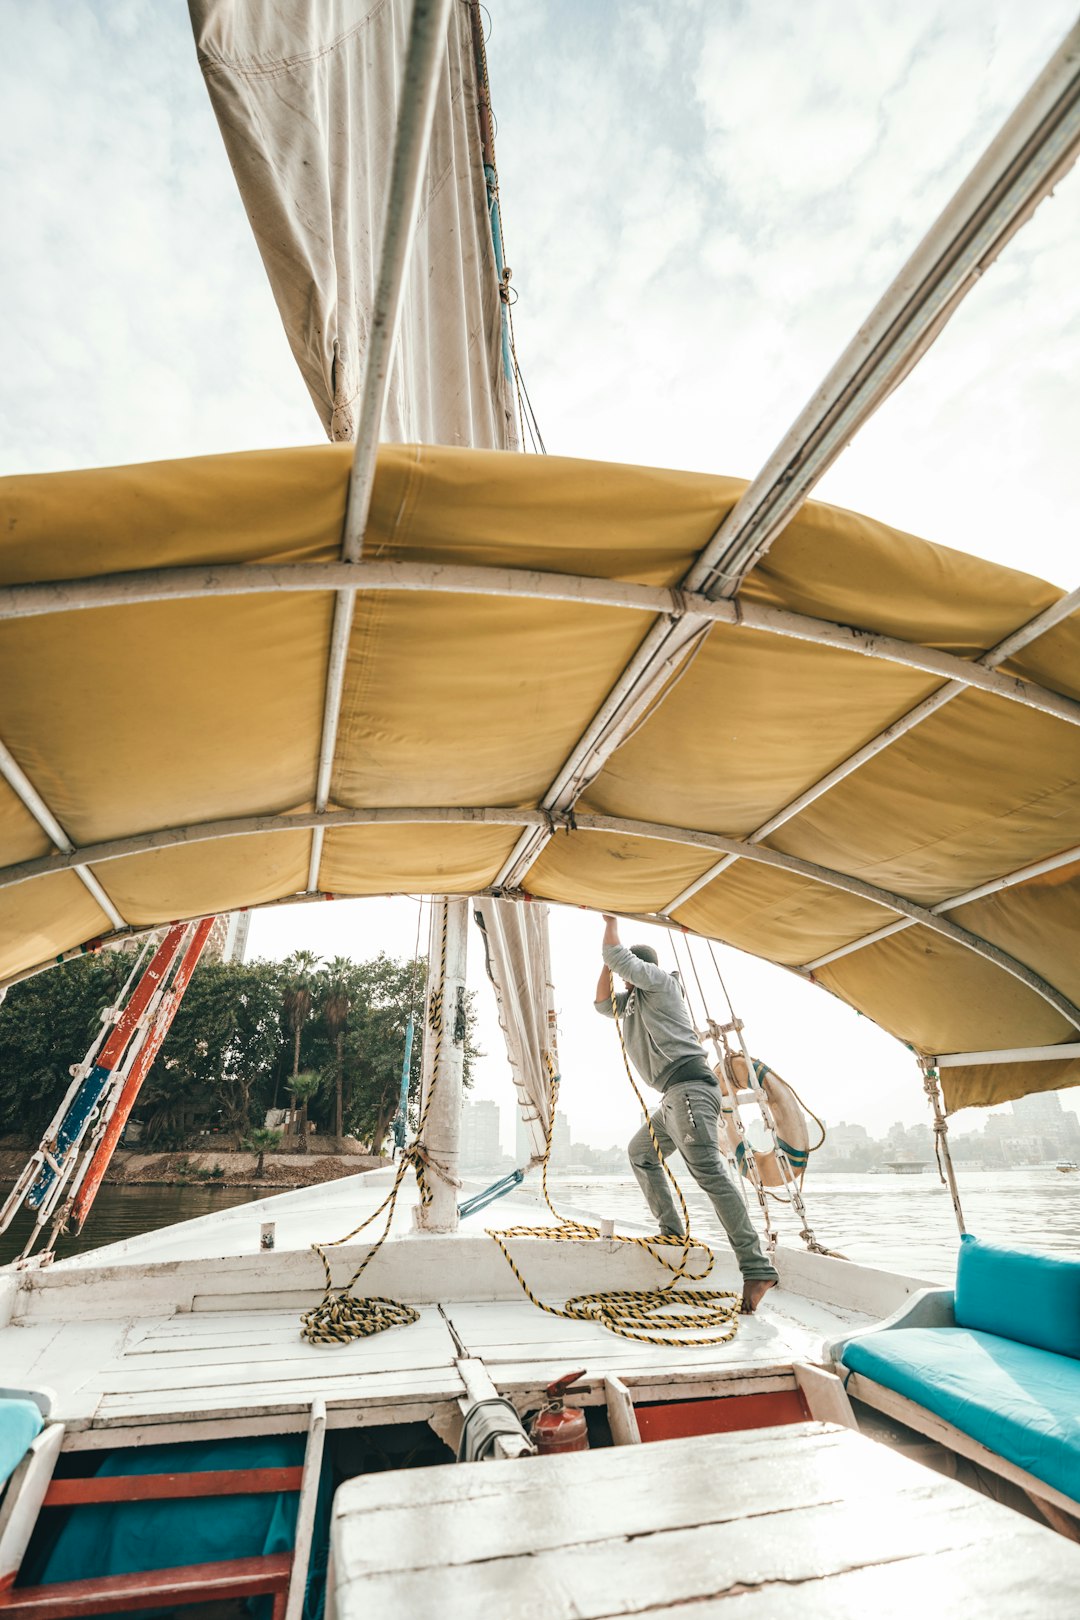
[827,1236,1080,1524]
[841,1326,1080,1504]
[0,1408,44,1494]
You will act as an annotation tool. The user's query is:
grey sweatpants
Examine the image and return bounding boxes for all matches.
[628,1080,778,1281]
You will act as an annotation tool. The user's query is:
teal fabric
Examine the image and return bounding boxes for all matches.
[0,1399,44,1486]
[954,1233,1080,1358]
[37,1434,330,1620]
[842,1326,1080,1503]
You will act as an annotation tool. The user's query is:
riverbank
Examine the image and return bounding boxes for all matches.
[0,1147,387,1191]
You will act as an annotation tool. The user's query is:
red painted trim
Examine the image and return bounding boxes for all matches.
[42,1467,303,1507]
[92,927,187,1075]
[0,1554,291,1618]
[72,917,216,1230]
[634,1389,810,1442]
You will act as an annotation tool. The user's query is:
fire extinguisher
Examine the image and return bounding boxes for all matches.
[530,1368,590,1455]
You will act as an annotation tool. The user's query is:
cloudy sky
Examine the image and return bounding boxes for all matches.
[3,2,1078,1151]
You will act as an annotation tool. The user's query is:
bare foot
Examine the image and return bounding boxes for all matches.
[741,1278,777,1315]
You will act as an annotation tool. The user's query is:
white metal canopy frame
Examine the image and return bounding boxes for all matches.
[2,13,1080,1107]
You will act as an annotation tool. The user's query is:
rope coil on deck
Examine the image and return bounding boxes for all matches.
[300,908,452,1344]
[484,1006,742,1348]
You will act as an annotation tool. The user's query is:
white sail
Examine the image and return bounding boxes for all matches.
[473,899,559,1168]
[190,0,557,1150]
[189,0,516,449]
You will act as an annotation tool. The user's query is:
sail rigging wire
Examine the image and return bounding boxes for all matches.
[393,897,427,1155]
[471,0,546,455]
[695,939,844,1253]
[668,931,752,1213]
[672,931,778,1242]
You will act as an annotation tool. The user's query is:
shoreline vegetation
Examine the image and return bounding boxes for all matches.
[0,949,480,1167]
[0,1146,387,1192]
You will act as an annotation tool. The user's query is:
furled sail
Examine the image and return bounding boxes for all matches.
[473,900,559,1169]
[189,0,558,1146]
[188,0,516,449]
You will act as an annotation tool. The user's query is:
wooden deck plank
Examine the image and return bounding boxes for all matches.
[332,1426,885,1578]
[95,1371,466,1424]
[90,1343,457,1389]
[333,1424,842,1513]
[88,1357,458,1396]
[123,1326,452,1357]
[333,1490,1009,1619]
[638,1535,1076,1618]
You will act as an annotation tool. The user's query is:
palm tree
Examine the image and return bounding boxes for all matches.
[281,950,321,1140]
[321,958,353,1141]
[249,1127,282,1177]
[290,1070,322,1154]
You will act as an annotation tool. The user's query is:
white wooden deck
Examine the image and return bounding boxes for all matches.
[1,1176,921,1447]
[0,1273,856,1447]
[329,1422,1080,1618]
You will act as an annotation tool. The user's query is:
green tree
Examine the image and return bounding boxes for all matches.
[280,950,321,1129]
[248,1126,282,1177]
[319,957,352,1141]
[150,959,286,1143]
[0,954,130,1140]
[290,1070,323,1154]
[0,947,480,1158]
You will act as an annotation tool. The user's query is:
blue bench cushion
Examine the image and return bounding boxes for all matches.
[955,1233,1080,1358]
[843,1326,1080,1503]
[0,1399,44,1487]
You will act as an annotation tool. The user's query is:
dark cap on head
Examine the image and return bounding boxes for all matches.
[629,944,659,965]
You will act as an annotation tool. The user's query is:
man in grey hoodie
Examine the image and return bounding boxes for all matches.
[595,914,778,1313]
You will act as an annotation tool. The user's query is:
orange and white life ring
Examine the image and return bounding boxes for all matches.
[715,1052,814,1188]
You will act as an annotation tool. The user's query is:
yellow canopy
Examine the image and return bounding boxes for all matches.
[2,444,1078,1111]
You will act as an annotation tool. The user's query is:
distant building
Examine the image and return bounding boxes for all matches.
[1006,1091,1080,1162]
[516,1108,571,1168]
[550,1111,571,1168]
[1012,1091,1064,1125]
[827,1122,869,1161]
[461,1099,502,1169]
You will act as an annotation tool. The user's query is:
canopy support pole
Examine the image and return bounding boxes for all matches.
[493,19,1080,894]
[306,0,455,896]
[665,586,1080,918]
[414,896,468,1232]
[921,1060,966,1236]
[0,738,125,931]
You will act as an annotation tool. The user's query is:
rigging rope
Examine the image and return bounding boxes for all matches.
[473,4,546,455]
[484,1000,742,1348]
[700,937,842,1257]
[392,899,426,1155]
[672,931,776,1240]
[301,906,456,1344]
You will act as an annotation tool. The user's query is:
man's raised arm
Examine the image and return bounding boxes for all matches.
[594,914,619,1016]
[601,911,669,991]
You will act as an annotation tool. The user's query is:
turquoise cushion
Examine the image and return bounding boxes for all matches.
[843,1327,1080,1503]
[955,1233,1080,1358]
[0,1399,44,1487]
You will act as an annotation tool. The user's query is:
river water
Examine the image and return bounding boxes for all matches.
[550,1167,1080,1283]
[2,1168,1077,1280]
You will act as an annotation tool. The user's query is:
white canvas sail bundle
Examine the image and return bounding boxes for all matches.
[189,0,516,450]
[473,898,559,1167]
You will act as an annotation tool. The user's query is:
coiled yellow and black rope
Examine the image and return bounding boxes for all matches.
[300,908,453,1344]
[484,992,742,1348]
